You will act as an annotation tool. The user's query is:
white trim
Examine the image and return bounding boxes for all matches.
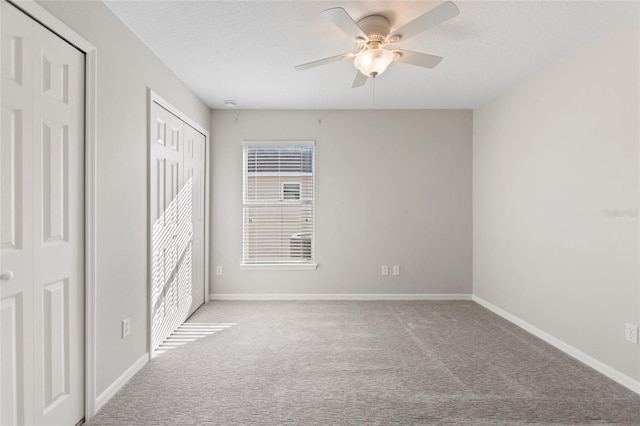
[5,0,99,420]
[240,263,318,271]
[95,354,148,412]
[83,45,99,424]
[472,295,640,395]
[150,91,209,137]
[204,115,211,308]
[146,93,153,361]
[9,0,95,52]
[210,293,472,301]
[242,140,315,147]
[147,90,211,357]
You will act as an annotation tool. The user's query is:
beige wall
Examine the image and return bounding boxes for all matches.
[211,109,472,295]
[37,0,211,396]
[473,17,640,380]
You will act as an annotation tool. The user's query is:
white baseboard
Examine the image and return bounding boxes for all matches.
[95,353,149,412]
[209,293,472,301]
[472,295,640,395]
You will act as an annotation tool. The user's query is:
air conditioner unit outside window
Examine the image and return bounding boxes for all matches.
[290,232,312,259]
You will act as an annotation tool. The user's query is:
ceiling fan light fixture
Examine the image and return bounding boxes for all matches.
[354,48,394,78]
[296,3,460,86]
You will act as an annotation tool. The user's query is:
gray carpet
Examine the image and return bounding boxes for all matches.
[88,301,640,425]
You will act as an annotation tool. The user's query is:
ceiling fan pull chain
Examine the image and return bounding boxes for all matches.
[371,74,375,102]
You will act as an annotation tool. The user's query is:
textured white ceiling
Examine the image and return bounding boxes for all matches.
[104,1,639,110]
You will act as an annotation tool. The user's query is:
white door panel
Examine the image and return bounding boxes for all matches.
[151,103,187,351]
[0,294,31,426]
[32,17,85,425]
[1,4,36,424]
[184,126,205,316]
[1,2,84,424]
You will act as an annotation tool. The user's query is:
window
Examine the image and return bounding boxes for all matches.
[242,141,316,269]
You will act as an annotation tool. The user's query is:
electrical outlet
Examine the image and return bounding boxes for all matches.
[216,266,223,276]
[122,318,130,339]
[392,265,400,276]
[625,323,638,344]
[381,265,389,276]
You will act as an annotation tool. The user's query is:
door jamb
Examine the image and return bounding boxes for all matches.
[147,89,211,358]
[3,0,99,420]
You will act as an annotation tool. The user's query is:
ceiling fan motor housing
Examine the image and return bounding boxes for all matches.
[356,15,391,43]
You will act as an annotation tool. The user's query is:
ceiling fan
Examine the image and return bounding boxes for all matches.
[295,1,459,88]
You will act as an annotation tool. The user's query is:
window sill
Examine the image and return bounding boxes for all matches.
[240,263,318,271]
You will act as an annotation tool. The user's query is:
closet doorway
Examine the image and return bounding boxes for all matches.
[148,92,209,355]
[1,0,98,423]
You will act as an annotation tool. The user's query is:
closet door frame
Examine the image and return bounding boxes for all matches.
[147,89,211,356]
[0,0,99,421]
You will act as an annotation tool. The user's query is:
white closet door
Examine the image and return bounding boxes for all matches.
[32,13,85,426]
[1,4,35,424]
[184,125,205,316]
[150,101,206,353]
[151,102,189,351]
[1,2,85,425]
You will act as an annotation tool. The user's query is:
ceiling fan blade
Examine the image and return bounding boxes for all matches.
[323,7,369,42]
[393,50,443,68]
[295,52,355,71]
[389,1,459,42]
[352,71,368,88]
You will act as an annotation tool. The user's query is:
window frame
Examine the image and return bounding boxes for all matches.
[241,140,317,270]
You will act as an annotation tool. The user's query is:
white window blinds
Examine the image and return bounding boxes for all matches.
[242,141,315,266]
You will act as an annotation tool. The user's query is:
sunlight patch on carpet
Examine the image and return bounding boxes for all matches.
[155,323,236,355]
